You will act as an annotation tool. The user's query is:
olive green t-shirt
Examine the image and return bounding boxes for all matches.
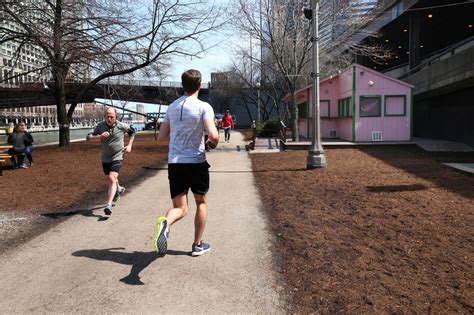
[92,121,135,162]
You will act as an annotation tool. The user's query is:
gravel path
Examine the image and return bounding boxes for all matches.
[0,132,286,313]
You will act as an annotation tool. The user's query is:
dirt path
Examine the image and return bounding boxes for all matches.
[0,132,286,313]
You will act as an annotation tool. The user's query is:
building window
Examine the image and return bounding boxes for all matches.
[338,97,352,117]
[384,95,406,116]
[360,96,382,117]
[298,101,309,119]
[320,100,330,118]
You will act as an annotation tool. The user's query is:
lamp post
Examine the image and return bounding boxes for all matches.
[306,0,326,169]
[256,82,261,122]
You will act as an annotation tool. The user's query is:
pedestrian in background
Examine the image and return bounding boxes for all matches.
[7,122,33,169]
[154,69,219,257]
[86,107,136,215]
[220,110,234,143]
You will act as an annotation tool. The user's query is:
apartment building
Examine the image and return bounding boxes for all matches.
[0,1,90,127]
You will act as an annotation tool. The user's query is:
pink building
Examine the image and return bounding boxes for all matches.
[290,64,413,142]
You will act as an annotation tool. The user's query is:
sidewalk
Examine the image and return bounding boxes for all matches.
[0,131,286,313]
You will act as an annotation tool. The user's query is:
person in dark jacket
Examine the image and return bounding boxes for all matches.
[7,122,33,169]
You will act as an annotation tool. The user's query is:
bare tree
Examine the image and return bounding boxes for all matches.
[229,0,312,140]
[213,51,288,124]
[318,0,395,75]
[229,0,393,141]
[1,0,223,146]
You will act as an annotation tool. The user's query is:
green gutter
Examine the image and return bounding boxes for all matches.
[352,66,356,142]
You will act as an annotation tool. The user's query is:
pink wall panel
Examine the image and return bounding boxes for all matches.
[298,119,309,138]
[320,119,338,138]
[356,118,383,141]
[336,118,353,141]
[382,116,410,141]
[338,68,353,95]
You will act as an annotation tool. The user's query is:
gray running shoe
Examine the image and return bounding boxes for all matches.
[113,186,126,202]
[192,241,211,256]
[104,203,112,215]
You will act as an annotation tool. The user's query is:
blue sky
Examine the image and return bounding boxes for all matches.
[166,0,238,83]
[167,33,238,83]
[99,0,240,112]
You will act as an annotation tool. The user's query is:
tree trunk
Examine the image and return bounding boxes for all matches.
[291,90,299,142]
[54,75,70,147]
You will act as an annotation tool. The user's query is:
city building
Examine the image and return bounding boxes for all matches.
[0,1,91,128]
[318,0,473,146]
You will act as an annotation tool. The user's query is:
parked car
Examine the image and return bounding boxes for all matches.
[215,113,224,125]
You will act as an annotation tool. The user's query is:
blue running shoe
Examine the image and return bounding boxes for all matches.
[192,241,211,256]
[153,216,169,255]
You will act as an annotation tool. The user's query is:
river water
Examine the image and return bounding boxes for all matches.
[0,123,145,146]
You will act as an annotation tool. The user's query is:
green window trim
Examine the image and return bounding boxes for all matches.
[384,95,407,116]
[337,97,352,118]
[359,95,382,117]
[298,101,309,119]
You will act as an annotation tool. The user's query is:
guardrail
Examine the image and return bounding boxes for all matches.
[384,36,474,79]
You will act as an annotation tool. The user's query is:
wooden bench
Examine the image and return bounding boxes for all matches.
[0,144,13,176]
[0,154,11,176]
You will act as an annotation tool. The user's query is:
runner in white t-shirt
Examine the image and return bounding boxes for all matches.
[153,69,219,257]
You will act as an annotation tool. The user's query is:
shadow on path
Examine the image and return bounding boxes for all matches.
[41,206,109,221]
[362,145,474,199]
[72,247,189,285]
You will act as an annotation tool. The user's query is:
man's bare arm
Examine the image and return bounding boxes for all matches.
[156,123,170,145]
[204,118,219,144]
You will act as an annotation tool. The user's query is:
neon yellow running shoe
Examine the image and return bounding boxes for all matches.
[153,216,169,255]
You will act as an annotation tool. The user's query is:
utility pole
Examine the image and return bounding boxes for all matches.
[306,0,326,169]
[258,0,263,123]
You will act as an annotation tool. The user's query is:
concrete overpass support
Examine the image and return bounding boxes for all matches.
[408,11,421,69]
[406,42,474,97]
[404,42,474,146]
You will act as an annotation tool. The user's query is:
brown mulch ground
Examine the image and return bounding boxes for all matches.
[1,131,473,313]
[250,146,474,313]
[0,132,168,213]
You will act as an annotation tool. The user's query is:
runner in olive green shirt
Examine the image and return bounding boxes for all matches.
[87,107,135,215]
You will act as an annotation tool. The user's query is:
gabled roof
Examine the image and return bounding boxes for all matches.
[290,63,414,99]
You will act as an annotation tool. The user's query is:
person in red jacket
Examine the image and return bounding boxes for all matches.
[220,110,234,143]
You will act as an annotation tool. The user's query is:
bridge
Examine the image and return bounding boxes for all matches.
[0,79,210,109]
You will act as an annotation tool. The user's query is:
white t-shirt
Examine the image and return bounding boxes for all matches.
[163,95,215,164]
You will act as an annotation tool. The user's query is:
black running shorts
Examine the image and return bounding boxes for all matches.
[102,160,123,175]
[168,161,210,199]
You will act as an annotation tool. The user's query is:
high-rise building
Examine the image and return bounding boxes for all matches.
[0,1,89,126]
[320,0,378,50]
[0,4,52,88]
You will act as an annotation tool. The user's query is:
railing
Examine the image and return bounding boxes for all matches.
[385,36,474,80]
[94,78,209,89]
[14,78,210,90]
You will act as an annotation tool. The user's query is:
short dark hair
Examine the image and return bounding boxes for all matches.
[181,69,202,93]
